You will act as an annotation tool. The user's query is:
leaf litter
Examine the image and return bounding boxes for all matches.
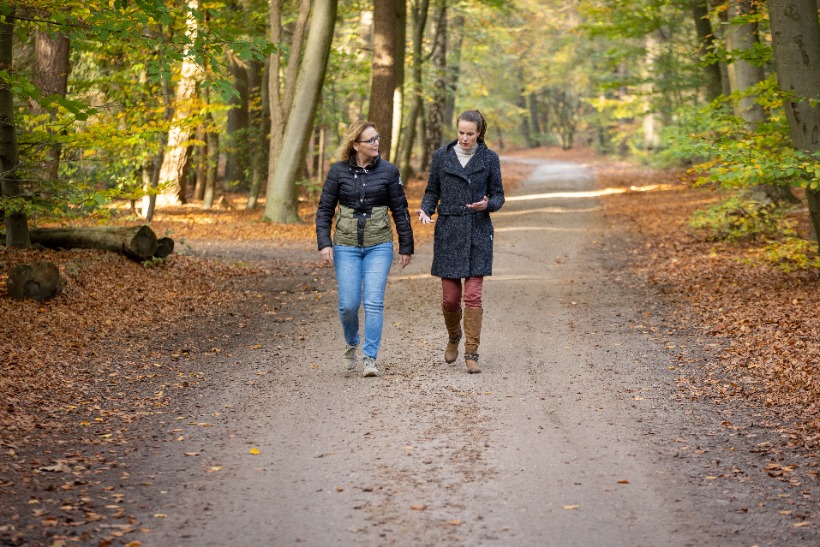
[2,150,819,543]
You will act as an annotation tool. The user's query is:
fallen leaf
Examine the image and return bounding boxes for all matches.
[562,505,580,510]
[249,447,260,455]
[617,479,630,484]
[184,451,199,457]
[335,486,344,492]
[410,504,427,511]
[153,514,167,518]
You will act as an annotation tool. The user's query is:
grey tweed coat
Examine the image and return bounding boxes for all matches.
[420,140,505,278]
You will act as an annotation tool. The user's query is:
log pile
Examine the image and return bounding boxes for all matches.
[3,225,175,301]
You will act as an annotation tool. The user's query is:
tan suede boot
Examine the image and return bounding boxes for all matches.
[443,309,462,363]
[463,307,483,374]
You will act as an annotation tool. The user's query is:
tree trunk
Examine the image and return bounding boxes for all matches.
[148,0,202,212]
[193,123,206,201]
[154,237,175,259]
[390,0,407,163]
[369,0,400,158]
[142,47,173,222]
[767,0,820,244]
[203,87,219,210]
[268,0,312,176]
[31,29,70,183]
[26,226,159,261]
[424,1,447,171]
[725,0,766,124]
[224,52,250,189]
[0,10,29,248]
[398,0,430,185]
[246,59,266,210]
[7,262,62,301]
[691,0,723,102]
[518,87,533,148]
[264,0,338,223]
[443,13,464,130]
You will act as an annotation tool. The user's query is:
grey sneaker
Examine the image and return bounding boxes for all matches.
[343,344,357,371]
[362,356,378,377]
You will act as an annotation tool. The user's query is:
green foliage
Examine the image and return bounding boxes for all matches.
[669,77,820,192]
[757,237,820,273]
[141,256,167,268]
[689,195,795,242]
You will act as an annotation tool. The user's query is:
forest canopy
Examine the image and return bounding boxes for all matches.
[1,0,818,255]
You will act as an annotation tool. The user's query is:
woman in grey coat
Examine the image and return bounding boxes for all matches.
[417,110,505,373]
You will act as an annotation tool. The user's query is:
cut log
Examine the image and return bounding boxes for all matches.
[27,225,158,261]
[7,261,62,301]
[154,236,175,259]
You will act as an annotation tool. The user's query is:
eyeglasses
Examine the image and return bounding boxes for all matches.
[356,135,380,144]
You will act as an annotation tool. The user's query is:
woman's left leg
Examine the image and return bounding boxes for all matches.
[463,277,484,374]
[361,242,394,361]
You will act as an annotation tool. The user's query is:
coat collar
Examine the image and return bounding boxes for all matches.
[444,140,487,177]
[347,153,381,170]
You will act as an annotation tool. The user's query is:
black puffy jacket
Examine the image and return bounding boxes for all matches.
[315,155,414,255]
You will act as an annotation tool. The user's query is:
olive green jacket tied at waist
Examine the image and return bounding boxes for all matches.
[315,154,414,254]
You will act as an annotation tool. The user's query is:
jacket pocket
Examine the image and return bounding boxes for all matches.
[333,205,358,247]
[363,206,393,247]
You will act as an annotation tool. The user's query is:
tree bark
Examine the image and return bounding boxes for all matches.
[423,1,447,171]
[154,236,175,259]
[148,0,202,212]
[691,0,723,102]
[264,0,338,223]
[442,13,464,130]
[225,52,250,188]
[398,0,429,185]
[31,29,70,183]
[725,0,766,124]
[0,10,29,248]
[268,0,311,175]
[26,225,159,261]
[7,262,62,301]
[246,59,266,210]
[369,0,400,158]
[390,0,407,163]
[767,0,820,243]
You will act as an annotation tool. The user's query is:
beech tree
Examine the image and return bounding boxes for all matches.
[144,0,204,216]
[398,0,430,185]
[265,0,338,223]
[31,28,70,183]
[767,0,820,243]
[368,0,403,158]
[0,9,29,248]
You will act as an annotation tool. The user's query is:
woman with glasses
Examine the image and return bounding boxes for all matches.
[417,110,505,374]
[316,121,414,377]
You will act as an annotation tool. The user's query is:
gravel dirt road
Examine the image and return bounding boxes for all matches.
[122,155,818,546]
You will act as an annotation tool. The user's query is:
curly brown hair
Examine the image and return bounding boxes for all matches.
[333,120,377,162]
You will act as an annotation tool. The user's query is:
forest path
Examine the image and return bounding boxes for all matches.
[129,155,788,546]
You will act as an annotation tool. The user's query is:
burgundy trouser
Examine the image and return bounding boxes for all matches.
[441,277,484,312]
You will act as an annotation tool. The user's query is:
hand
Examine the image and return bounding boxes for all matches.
[467,195,489,212]
[319,246,333,265]
[417,209,433,224]
[399,254,411,269]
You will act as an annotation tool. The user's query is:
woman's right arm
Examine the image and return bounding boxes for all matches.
[315,165,339,252]
[418,150,442,221]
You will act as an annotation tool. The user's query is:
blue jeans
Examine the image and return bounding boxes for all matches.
[333,242,394,359]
